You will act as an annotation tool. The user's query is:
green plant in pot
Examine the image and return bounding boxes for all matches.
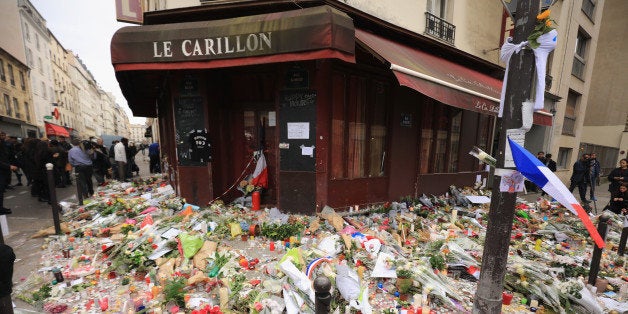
[395,267,415,300]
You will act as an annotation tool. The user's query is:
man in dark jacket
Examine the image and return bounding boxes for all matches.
[0,131,18,215]
[588,153,601,201]
[541,154,557,196]
[569,153,590,204]
[58,135,72,185]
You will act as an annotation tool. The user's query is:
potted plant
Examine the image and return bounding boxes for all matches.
[395,267,415,301]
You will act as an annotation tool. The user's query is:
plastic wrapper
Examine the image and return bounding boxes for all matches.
[335,263,360,301]
[278,259,315,302]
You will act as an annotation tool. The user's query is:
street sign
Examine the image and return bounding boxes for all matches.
[116,0,143,24]
[44,115,53,119]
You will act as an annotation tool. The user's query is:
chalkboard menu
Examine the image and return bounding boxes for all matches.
[175,96,208,166]
[279,90,316,171]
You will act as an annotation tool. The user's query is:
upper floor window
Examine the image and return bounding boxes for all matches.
[26,48,33,67]
[25,101,30,122]
[13,98,20,118]
[36,33,40,50]
[24,23,30,41]
[7,64,15,86]
[38,57,43,74]
[0,59,5,81]
[562,90,579,136]
[427,0,447,19]
[582,0,596,21]
[572,30,590,79]
[19,71,25,90]
[425,0,455,44]
[3,94,11,116]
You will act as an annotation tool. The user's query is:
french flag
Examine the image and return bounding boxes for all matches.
[250,152,268,188]
[508,138,605,249]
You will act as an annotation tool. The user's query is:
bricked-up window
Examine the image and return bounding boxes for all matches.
[562,90,579,136]
[572,30,589,79]
[557,147,572,170]
[7,64,15,86]
[330,71,389,179]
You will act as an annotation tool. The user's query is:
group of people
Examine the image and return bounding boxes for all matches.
[0,130,161,215]
[567,152,601,204]
[607,158,627,215]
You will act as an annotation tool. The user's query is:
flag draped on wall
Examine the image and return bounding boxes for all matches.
[251,152,268,188]
[508,138,605,249]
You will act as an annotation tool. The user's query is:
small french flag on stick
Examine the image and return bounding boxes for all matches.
[508,138,605,249]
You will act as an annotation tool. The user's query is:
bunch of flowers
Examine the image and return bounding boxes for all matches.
[528,10,557,48]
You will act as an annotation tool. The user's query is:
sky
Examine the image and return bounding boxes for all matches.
[30,0,146,125]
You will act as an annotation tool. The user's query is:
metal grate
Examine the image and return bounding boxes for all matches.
[425,12,455,44]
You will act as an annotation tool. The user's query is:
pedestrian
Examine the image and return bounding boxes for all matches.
[92,138,111,186]
[0,133,15,190]
[32,137,52,203]
[568,153,590,204]
[607,183,628,215]
[608,158,628,195]
[114,138,128,182]
[0,131,18,215]
[540,153,557,196]
[57,135,72,186]
[22,138,38,191]
[68,139,94,198]
[109,140,118,180]
[148,142,160,173]
[127,141,139,177]
[587,152,601,201]
[48,140,67,188]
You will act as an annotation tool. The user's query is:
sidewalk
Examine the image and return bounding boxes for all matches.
[519,187,611,214]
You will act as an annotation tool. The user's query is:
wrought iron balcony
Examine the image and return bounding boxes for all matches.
[425,12,456,44]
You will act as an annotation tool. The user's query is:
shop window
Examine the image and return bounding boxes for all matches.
[557,147,572,169]
[562,90,579,136]
[331,71,389,179]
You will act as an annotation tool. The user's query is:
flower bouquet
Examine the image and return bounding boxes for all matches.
[527,10,556,49]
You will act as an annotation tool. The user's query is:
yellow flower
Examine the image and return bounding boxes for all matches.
[546,20,552,27]
[537,10,550,20]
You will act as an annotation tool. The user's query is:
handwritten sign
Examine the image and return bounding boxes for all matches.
[281,90,316,108]
[504,129,526,167]
[287,122,310,139]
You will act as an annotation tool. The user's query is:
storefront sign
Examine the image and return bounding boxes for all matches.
[400,113,412,127]
[285,67,309,89]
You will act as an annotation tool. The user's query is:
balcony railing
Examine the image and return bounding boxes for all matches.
[425,12,455,44]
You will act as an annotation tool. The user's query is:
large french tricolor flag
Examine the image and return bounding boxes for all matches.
[508,138,605,249]
[250,152,268,188]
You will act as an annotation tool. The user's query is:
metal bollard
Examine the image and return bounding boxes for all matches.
[314,276,331,314]
[588,214,609,286]
[75,172,83,206]
[45,164,61,235]
[619,226,627,256]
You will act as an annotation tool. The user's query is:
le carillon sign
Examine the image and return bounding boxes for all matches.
[110,5,355,65]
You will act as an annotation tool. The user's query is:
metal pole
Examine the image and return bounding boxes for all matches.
[313,276,331,314]
[75,171,83,206]
[588,214,609,285]
[46,163,61,235]
[618,226,627,256]
[473,1,538,313]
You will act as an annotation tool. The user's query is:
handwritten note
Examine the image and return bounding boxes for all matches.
[287,122,309,139]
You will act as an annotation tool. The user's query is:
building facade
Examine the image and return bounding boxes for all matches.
[580,0,627,175]
[130,124,146,143]
[0,48,37,138]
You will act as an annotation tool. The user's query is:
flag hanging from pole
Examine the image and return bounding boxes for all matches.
[251,152,268,188]
[507,138,605,249]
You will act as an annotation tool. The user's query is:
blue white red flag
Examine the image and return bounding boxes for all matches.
[508,138,605,249]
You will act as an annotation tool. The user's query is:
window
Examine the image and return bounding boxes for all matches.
[557,147,572,169]
[19,71,25,90]
[7,64,15,86]
[41,82,46,98]
[572,30,589,79]
[26,48,33,67]
[3,94,11,116]
[0,59,4,81]
[25,102,30,121]
[38,57,43,74]
[427,0,447,18]
[13,98,19,118]
[36,33,40,50]
[582,0,596,20]
[562,90,579,136]
[419,102,464,173]
[331,71,388,179]
[24,23,30,41]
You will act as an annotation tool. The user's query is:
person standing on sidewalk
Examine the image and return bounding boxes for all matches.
[569,153,590,204]
[541,153,557,197]
[0,131,18,215]
[114,138,128,182]
[148,142,160,173]
[68,139,95,199]
[57,135,72,186]
[588,152,601,201]
[608,158,628,195]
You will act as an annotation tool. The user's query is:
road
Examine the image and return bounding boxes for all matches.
[2,155,151,312]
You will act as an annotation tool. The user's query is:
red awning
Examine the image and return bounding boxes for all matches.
[45,122,70,137]
[355,29,552,126]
